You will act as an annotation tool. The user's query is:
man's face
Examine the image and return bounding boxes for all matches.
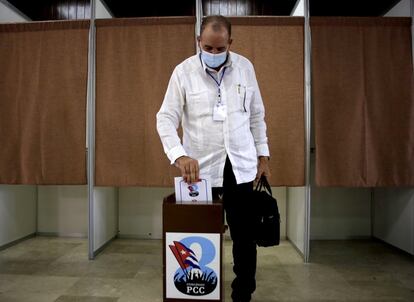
[198,24,232,54]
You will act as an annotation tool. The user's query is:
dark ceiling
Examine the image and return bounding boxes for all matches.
[201,0,298,16]
[4,0,406,21]
[102,0,195,18]
[309,0,402,16]
[6,0,90,21]
[102,0,299,17]
[97,0,299,17]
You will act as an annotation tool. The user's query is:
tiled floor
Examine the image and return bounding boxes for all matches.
[0,237,413,301]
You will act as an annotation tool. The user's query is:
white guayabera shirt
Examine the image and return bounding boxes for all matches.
[156,51,270,187]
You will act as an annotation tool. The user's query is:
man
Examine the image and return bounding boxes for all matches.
[156,15,270,302]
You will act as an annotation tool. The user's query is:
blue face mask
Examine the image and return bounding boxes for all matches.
[200,49,228,68]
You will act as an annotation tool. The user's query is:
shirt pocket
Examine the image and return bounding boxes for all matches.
[236,85,254,113]
[185,90,212,118]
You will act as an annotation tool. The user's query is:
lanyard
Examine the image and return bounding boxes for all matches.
[206,67,227,104]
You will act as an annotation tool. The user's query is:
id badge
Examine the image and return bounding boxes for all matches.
[213,103,227,121]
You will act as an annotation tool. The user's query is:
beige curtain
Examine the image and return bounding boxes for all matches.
[95,17,195,186]
[0,21,89,184]
[312,17,414,187]
[230,17,305,186]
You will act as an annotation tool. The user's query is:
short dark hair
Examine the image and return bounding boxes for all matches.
[200,15,231,38]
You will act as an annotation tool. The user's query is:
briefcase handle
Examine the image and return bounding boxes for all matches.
[254,175,273,196]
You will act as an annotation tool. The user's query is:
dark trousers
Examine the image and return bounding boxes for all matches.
[213,157,256,301]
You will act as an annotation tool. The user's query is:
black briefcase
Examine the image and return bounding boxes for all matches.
[253,176,280,247]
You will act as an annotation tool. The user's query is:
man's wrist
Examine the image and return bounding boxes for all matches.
[168,145,187,165]
[174,155,186,166]
[258,156,270,161]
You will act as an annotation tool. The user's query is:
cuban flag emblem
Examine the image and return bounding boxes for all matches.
[168,239,218,296]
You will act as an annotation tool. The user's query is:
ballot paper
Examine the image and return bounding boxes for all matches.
[174,176,212,204]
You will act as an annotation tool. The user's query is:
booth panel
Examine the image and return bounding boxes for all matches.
[230,17,305,187]
[93,187,118,253]
[95,17,196,187]
[0,21,89,185]
[287,187,305,254]
[37,186,88,237]
[0,185,36,248]
[373,188,414,255]
[312,17,414,187]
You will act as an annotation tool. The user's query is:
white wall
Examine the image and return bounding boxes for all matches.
[37,185,118,245]
[37,186,88,237]
[311,187,372,239]
[287,187,305,253]
[273,187,287,239]
[119,187,172,239]
[0,185,37,247]
[0,0,30,22]
[93,187,118,251]
[373,188,414,254]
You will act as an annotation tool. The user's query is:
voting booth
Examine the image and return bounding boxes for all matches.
[163,193,224,302]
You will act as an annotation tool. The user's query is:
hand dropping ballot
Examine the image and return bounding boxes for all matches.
[174,177,212,204]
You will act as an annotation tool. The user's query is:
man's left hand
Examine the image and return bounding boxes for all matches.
[256,156,271,181]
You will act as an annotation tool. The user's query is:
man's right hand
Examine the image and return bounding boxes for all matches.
[174,156,199,184]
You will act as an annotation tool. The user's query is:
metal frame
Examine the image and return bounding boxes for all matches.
[411,0,414,68]
[87,0,97,260]
[195,0,203,50]
[303,0,312,263]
